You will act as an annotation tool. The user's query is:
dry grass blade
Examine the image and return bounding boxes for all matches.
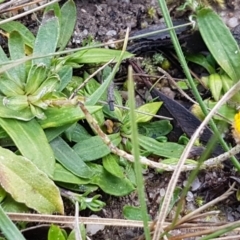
[152,81,240,240]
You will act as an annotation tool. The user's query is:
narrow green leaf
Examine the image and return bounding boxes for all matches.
[135,102,162,123]
[138,135,184,158]
[53,163,91,184]
[208,73,223,101]
[58,65,73,91]
[3,95,28,111]
[58,0,77,50]
[39,105,102,128]
[32,12,59,67]
[68,48,133,64]
[0,205,25,240]
[102,154,124,178]
[8,31,26,85]
[0,21,35,48]
[73,134,121,161]
[1,195,28,213]
[185,53,215,74]
[197,8,240,81]
[0,118,55,177]
[0,147,63,214]
[50,136,93,178]
[25,63,48,95]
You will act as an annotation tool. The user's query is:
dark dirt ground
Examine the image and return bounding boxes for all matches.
[2,0,240,239]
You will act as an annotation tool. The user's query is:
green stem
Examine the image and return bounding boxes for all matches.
[157,0,240,171]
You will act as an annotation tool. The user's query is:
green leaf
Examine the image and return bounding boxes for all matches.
[8,31,26,85]
[135,102,162,123]
[197,8,240,82]
[90,165,135,196]
[102,154,124,178]
[123,205,151,220]
[208,73,222,101]
[3,95,28,111]
[58,0,77,50]
[48,225,66,240]
[57,65,73,91]
[1,195,28,213]
[0,118,55,177]
[25,63,48,95]
[0,77,25,96]
[39,105,102,128]
[67,48,133,64]
[50,137,93,178]
[138,135,184,158]
[0,97,34,120]
[64,123,91,142]
[0,21,35,48]
[32,12,59,67]
[185,53,215,74]
[0,147,63,214]
[73,134,121,161]
[0,205,25,240]
[138,120,173,138]
[53,163,91,184]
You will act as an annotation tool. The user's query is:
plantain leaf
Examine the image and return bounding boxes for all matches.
[197,8,240,82]
[208,73,223,101]
[0,21,35,48]
[39,105,102,128]
[138,135,184,158]
[135,102,162,123]
[58,0,77,50]
[0,118,55,177]
[8,31,26,85]
[0,97,34,120]
[0,77,25,97]
[102,154,124,178]
[32,12,59,67]
[50,136,93,178]
[0,147,63,214]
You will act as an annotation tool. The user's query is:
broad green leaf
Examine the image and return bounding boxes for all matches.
[0,77,25,96]
[0,118,55,177]
[0,205,25,240]
[197,8,240,82]
[58,0,77,50]
[0,21,35,48]
[185,53,215,74]
[8,31,26,85]
[123,205,151,220]
[0,97,34,120]
[102,154,124,178]
[208,73,222,101]
[39,105,102,128]
[53,163,91,184]
[67,48,133,64]
[91,166,135,196]
[32,12,59,67]
[135,102,162,123]
[138,120,173,138]
[0,147,63,214]
[48,225,66,240]
[50,137,93,178]
[73,133,121,161]
[138,135,184,158]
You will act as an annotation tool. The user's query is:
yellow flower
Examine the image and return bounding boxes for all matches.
[232,112,240,143]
